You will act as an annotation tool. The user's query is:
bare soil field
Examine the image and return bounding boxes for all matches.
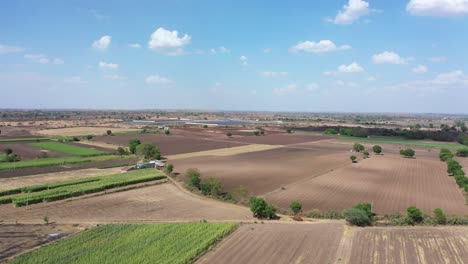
[172,146,351,195]
[0,167,121,190]
[0,157,137,178]
[264,154,468,215]
[167,144,282,160]
[94,134,248,155]
[228,133,333,145]
[456,157,468,170]
[0,224,85,262]
[348,227,468,264]
[0,127,36,139]
[0,183,253,224]
[0,142,66,160]
[35,127,140,137]
[197,222,344,264]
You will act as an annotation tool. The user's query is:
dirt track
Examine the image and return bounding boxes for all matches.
[0,183,253,224]
[197,222,344,264]
[264,154,468,215]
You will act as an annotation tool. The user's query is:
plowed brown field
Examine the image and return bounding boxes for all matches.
[0,142,66,160]
[197,222,343,264]
[0,183,253,224]
[264,154,467,215]
[348,227,468,264]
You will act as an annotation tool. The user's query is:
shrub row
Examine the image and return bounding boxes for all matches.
[440,149,468,191]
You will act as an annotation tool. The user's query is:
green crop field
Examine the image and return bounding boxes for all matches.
[31,142,106,156]
[339,136,465,150]
[0,137,49,142]
[0,169,165,207]
[9,223,238,264]
[0,155,123,171]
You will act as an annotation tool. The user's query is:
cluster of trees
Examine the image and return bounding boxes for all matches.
[441,151,468,192]
[249,197,276,219]
[1,148,21,162]
[127,138,161,160]
[339,127,368,138]
[400,148,415,158]
[350,144,382,163]
[186,169,230,200]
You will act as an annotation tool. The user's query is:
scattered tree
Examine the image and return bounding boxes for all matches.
[343,208,371,226]
[352,203,374,219]
[372,145,382,154]
[4,148,12,155]
[290,201,302,215]
[400,148,415,158]
[106,130,112,135]
[439,148,454,161]
[85,135,93,140]
[165,129,170,135]
[286,129,293,134]
[353,143,365,152]
[456,148,468,157]
[363,150,369,159]
[38,151,48,159]
[166,164,174,173]
[249,197,276,219]
[433,208,447,225]
[406,206,423,224]
[323,128,338,135]
[128,138,141,154]
[187,168,201,189]
[200,177,223,196]
[203,125,208,128]
[447,159,462,175]
[117,147,128,156]
[226,132,232,137]
[43,215,49,225]
[135,143,161,160]
[253,131,261,136]
[350,155,357,163]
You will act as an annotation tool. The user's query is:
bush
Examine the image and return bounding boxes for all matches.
[400,148,415,158]
[406,206,423,224]
[305,210,343,219]
[353,203,374,219]
[200,177,223,197]
[202,125,208,129]
[6,154,21,162]
[350,155,357,163]
[343,208,371,226]
[128,139,141,154]
[447,159,462,175]
[439,148,454,161]
[323,128,338,135]
[3,148,12,155]
[135,143,160,160]
[447,216,468,225]
[433,208,447,225]
[372,145,382,154]
[226,132,232,137]
[253,131,260,136]
[187,168,201,189]
[85,135,93,140]
[117,147,128,156]
[72,137,80,142]
[363,150,369,158]
[165,129,170,135]
[456,148,468,157]
[353,143,365,152]
[249,197,276,219]
[166,164,174,173]
[106,130,112,135]
[290,201,302,215]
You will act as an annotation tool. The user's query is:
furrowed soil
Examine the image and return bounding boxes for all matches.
[35,127,140,137]
[93,134,248,155]
[0,224,85,262]
[171,145,351,195]
[0,142,67,160]
[0,183,253,224]
[348,227,468,264]
[197,222,344,264]
[264,153,468,215]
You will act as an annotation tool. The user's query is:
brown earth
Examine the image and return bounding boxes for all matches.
[228,133,333,145]
[0,183,253,224]
[0,167,121,190]
[0,142,67,160]
[264,154,468,215]
[0,223,85,262]
[93,134,248,155]
[34,127,140,137]
[197,222,344,264]
[0,157,137,178]
[348,226,468,264]
[171,144,351,195]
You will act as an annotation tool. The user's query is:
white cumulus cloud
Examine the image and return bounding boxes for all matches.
[306,83,320,91]
[129,43,141,49]
[407,0,468,17]
[104,74,127,80]
[99,61,119,70]
[0,44,25,54]
[145,74,174,85]
[338,62,364,73]
[261,71,288,77]
[333,0,371,24]
[372,51,413,65]
[240,55,248,66]
[273,84,297,95]
[148,27,191,55]
[210,46,230,54]
[412,65,428,73]
[289,40,351,53]
[92,35,111,50]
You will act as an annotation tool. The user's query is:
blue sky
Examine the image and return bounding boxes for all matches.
[1,0,468,113]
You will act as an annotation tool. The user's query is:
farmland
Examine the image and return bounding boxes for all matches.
[9,223,238,264]
[339,136,465,150]
[0,142,66,160]
[0,155,122,171]
[0,169,165,207]
[31,141,106,156]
